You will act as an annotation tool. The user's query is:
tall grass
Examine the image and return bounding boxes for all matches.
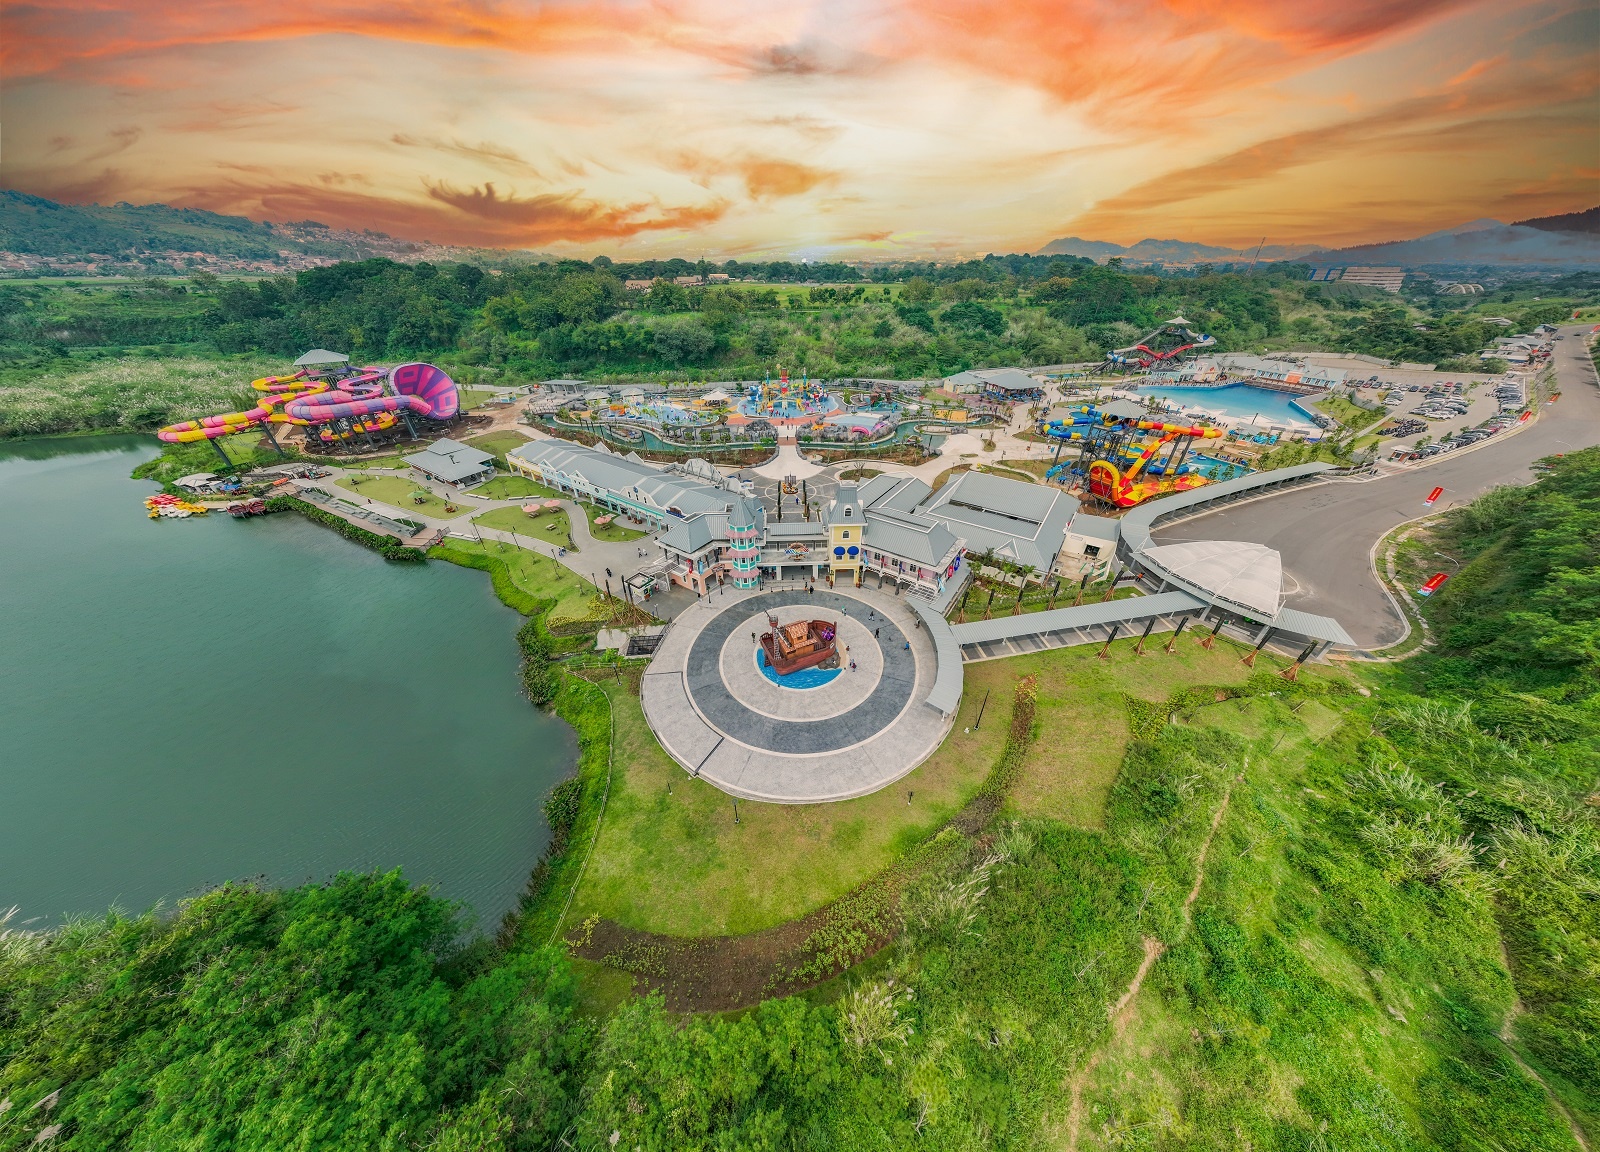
[0,354,278,438]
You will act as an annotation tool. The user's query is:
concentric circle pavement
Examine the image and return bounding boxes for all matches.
[640,585,955,803]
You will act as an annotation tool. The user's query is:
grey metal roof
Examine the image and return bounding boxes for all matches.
[295,348,349,366]
[1270,607,1355,645]
[862,508,961,567]
[949,591,1204,647]
[1098,399,1148,420]
[765,521,826,541]
[828,482,863,526]
[511,439,733,518]
[404,437,494,482]
[971,367,1042,392]
[858,473,930,513]
[918,471,1075,574]
[909,599,964,717]
[1067,512,1120,543]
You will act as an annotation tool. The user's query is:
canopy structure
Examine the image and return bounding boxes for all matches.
[1140,539,1283,616]
[294,348,350,366]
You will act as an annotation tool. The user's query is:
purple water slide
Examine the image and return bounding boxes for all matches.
[285,363,459,423]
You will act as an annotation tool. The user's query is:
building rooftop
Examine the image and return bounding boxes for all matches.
[917,470,1076,574]
[404,437,494,483]
[944,367,1042,393]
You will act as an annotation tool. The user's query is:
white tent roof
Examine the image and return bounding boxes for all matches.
[700,389,732,403]
[1142,539,1282,615]
[294,348,349,366]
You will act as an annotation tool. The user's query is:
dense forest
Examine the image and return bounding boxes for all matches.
[4,258,1584,379]
[3,448,1595,1150]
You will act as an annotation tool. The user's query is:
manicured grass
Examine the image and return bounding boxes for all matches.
[477,473,561,500]
[337,472,473,518]
[569,675,1011,938]
[434,536,596,623]
[463,430,532,464]
[457,387,498,411]
[336,453,411,469]
[473,503,576,551]
[582,503,648,542]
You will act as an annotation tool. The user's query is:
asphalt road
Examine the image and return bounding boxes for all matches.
[1152,324,1600,649]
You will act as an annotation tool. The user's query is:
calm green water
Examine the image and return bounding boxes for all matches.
[0,436,575,930]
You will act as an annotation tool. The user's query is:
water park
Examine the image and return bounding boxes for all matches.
[729,370,842,426]
[156,349,463,467]
[1038,404,1232,508]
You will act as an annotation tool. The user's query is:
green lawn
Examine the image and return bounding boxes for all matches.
[569,635,1307,939]
[568,677,1008,938]
[473,504,576,551]
[1314,394,1386,431]
[463,430,532,464]
[435,537,597,623]
[336,453,412,470]
[337,473,473,518]
[477,473,561,500]
[457,387,499,411]
[582,503,648,543]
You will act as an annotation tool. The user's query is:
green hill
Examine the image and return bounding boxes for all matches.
[0,190,395,261]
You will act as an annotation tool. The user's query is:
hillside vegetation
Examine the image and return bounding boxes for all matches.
[5,257,1594,438]
[3,446,1594,1150]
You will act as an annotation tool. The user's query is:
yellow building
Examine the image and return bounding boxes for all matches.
[826,482,864,585]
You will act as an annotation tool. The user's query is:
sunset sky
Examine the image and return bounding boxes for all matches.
[5,0,1596,258]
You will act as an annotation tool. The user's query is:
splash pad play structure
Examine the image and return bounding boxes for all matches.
[1041,404,1225,508]
[158,352,460,467]
[729,369,842,427]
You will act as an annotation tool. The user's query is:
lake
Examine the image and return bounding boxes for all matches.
[0,436,575,931]
[1134,383,1317,427]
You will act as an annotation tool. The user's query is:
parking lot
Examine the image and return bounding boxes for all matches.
[1340,370,1538,462]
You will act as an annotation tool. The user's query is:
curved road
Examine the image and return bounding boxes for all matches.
[1152,324,1600,648]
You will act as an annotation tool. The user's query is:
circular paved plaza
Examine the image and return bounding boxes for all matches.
[640,586,953,803]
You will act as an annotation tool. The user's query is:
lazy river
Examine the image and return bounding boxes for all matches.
[0,436,575,929]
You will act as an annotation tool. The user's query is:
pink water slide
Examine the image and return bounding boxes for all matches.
[284,363,460,424]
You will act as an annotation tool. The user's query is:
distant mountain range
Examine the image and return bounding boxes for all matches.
[0,190,534,276]
[1040,207,1600,268]
[1037,236,1317,263]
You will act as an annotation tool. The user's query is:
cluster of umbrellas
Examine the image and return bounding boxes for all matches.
[521,500,563,516]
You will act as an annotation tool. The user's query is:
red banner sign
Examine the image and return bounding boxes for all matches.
[1423,486,1444,506]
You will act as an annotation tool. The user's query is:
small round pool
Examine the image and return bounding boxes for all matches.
[756,647,842,689]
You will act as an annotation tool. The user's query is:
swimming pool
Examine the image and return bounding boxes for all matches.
[1185,453,1252,480]
[1136,383,1317,427]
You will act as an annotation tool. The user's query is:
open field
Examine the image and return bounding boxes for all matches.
[337,472,473,518]
[476,473,560,500]
[473,503,576,550]
[569,671,1008,937]
[569,637,1298,938]
[582,502,648,542]
[433,536,596,622]
[462,430,532,463]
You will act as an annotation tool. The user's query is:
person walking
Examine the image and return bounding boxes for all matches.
[874,627,880,638]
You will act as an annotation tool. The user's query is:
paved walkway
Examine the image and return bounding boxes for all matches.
[288,434,701,619]
[640,584,952,803]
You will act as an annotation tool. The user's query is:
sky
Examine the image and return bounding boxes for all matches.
[5,0,1597,259]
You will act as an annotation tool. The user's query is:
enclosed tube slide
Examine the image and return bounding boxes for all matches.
[157,362,459,445]
[157,371,329,443]
[284,362,458,424]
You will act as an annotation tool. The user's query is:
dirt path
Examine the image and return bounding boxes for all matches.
[1062,769,1243,1152]
[1497,941,1592,1151]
